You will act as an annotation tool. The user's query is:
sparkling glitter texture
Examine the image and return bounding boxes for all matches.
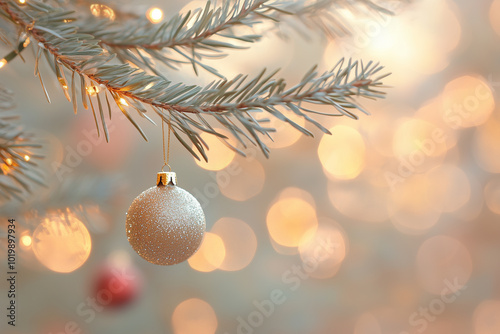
[126,184,206,265]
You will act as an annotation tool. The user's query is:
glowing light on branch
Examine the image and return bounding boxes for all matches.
[86,85,100,96]
[147,8,163,23]
[90,4,116,21]
[21,235,32,247]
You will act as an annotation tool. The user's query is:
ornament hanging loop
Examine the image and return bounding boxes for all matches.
[161,163,171,173]
[158,116,176,186]
[161,117,172,173]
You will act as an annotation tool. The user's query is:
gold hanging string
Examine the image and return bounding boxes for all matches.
[161,119,172,172]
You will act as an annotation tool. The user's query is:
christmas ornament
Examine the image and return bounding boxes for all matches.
[93,263,142,308]
[126,121,206,265]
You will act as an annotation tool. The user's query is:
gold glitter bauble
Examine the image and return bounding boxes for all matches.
[126,172,206,265]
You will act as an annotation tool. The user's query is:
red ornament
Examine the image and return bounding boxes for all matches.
[93,264,142,309]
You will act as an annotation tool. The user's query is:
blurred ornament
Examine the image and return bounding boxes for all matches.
[32,210,92,273]
[93,263,142,309]
[126,172,206,265]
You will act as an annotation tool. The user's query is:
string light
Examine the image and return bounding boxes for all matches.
[24,155,30,162]
[119,97,129,106]
[86,85,100,95]
[18,0,26,4]
[5,158,13,166]
[21,235,32,247]
[0,59,6,69]
[90,4,116,21]
[1,164,10,174]
[147,7,163,24]
[23,37,30,48]
[142,82,154,91]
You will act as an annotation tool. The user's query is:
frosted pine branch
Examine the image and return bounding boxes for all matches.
[0,87,44,202]
[75,0,404,77]
[0,0,390,161]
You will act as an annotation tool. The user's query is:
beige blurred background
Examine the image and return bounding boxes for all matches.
[1,0,500,333]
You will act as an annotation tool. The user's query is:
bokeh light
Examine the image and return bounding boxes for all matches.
[388,174,441,235]
[179,1,208,29]
[474,114,500,173]
[266,188,318,248]
[188,232,226,272]
[195,130,236,171]
[392,118,448,173]
[354,313,381,334]
[441,76,495,128]
[211,217,257,271]
[416,235,472,295]
[328,179,390,223]
[68,112,136,171]
[147,7,163,23]
[323,0,461,88]
[474,300,500,334]
[3,0,499,332]
[489,0,500,37]
[217,155,265,201]
[20,234,32,247]
[90,4,115,21]
[32,211,92,273]
[318,125,365,180]
[414,97,460,153]
[484,177,500,215]
[172,298,218,334]
[426,164,471,213]
[298,218,347,279]
[260,107,306,149]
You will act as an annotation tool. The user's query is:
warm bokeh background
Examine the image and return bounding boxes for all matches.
[1,0,500,333]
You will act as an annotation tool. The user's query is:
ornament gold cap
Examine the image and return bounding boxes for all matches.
[157,172,177,186]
